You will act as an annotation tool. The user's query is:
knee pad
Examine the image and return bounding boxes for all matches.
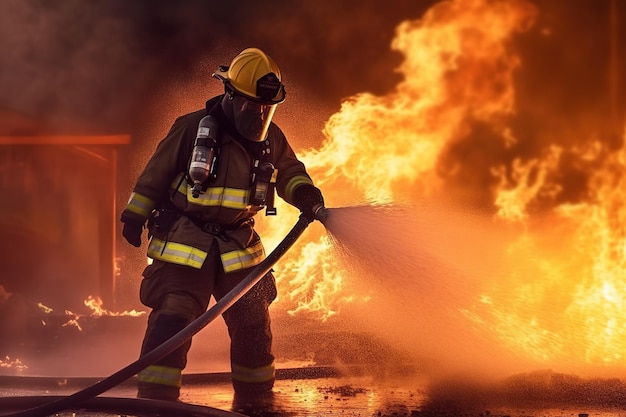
[159,293,199,320]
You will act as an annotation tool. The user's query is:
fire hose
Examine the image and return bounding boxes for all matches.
[2,208,327,417]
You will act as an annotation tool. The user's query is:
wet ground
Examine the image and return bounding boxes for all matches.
[1,367,425,417]
[3,367,626,417]
[3,315,626,416]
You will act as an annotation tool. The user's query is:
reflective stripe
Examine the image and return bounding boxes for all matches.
[221,240,265,273]
[147,238,207,269]
[126,192,156,218]
[173,176,248,209]
[231,362,275,383]
[285,175,313,201]
[138,365,182,387]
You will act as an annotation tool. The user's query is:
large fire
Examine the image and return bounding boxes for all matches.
[254,0,626,374]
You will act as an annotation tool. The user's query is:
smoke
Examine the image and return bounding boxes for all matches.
[0,1,140,132]
[0,0,621,149]
[515,0,623,141]
[431,0,625,213]
[0,0,437,135]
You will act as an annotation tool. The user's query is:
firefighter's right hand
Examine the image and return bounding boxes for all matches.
[122,221,144,247]
[292,184,325,223]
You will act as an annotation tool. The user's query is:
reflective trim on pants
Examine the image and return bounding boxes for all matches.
[231,361,276,384]
[137,365,182,388]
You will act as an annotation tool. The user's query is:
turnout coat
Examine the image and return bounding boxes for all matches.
[121,95,314,273]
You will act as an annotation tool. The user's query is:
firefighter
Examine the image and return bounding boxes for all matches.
[120,48,325,402]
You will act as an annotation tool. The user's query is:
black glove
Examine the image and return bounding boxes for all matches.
[292,184,324,221]
[122,220,144,247]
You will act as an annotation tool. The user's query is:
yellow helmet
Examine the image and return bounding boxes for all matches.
[213,48,286,104]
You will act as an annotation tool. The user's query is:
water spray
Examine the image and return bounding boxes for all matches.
[1,209,328,417]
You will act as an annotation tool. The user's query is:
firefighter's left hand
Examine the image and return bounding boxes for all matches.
[122,221,144,247]
[292,184,325,222]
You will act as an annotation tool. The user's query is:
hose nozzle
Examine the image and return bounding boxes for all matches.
[312,204,329,224]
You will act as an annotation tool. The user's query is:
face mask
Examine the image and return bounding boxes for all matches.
[230,95,277,142]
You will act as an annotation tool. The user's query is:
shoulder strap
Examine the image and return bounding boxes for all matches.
[206,95,277,215]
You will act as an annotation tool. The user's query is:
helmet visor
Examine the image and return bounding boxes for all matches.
[231,95,277,142]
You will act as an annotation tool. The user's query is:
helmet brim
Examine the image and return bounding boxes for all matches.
[212,70,286,105]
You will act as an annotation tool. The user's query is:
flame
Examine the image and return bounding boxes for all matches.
[262,0,626,372]
[62,310,83,331]
[37,302,53,314]
[0,356,27,370]
[84,295,146,317]
[57,297,146,330]
[272,0,537,315]
[33,296,146,331]
[304,0,536,205]
[473,140,626,367]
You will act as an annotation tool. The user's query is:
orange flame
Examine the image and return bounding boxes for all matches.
[303,0,537,205]
[262,0,626,373]
[84,295,146,317]
[62,310,83,331]
[472,140,626,368]
[58,297,146,330]
[0,356,27,370]
[37,302,53,314]
[34,296,146,331]
[271,0,538,316]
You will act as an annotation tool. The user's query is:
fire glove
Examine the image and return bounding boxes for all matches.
[292,184,325,222]
[122,219,144,248]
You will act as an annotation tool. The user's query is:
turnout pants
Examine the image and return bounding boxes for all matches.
[136,241,277,400]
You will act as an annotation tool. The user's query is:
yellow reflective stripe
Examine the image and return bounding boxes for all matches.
[285,175,313,201]
[147,238,207,269]
[126,192,156,218]
[138,365,182,387]
[231,362,275,383]
[174,177,248,209]
[204,187,248,209]
[221,240,265,273]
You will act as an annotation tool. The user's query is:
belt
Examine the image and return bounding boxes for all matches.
[197,218,254,236]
